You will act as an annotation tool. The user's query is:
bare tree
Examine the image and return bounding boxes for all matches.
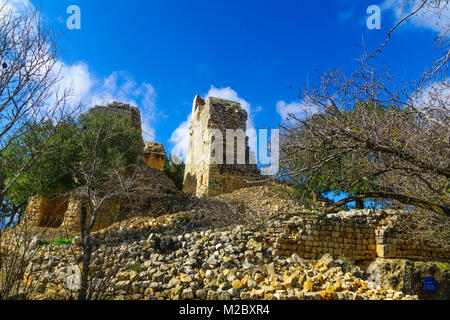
[279,1,449,219]
[0,2,82,300]
[369,0,449,59]
[61,109,163,300]
[0,3,79,227]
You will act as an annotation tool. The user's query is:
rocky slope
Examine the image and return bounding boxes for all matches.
[6,185,448,300]
[23,212,421,300]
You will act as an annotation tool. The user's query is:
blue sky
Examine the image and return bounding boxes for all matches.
[6,0,448,159]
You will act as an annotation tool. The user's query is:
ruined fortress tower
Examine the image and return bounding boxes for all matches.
[23,102,172,231]
[183,95,260,197]
[94,101,143,131]
[94,102,166,171]
[144,142,166,171]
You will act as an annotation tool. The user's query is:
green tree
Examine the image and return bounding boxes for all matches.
[1,119,78,227]
[0,109,143,228]
[163,155,185,191]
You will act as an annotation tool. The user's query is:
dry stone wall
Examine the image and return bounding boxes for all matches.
[143,142,166,171]
[23,196,68,228]
[272,210,450,262]
[24,196,121,232]
[93,101,142,132]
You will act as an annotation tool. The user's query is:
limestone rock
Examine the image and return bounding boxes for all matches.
[366,259,449,300]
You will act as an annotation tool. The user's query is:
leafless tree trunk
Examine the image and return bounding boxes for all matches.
[279,1,449,219]
[0,2,80,300]
[0,2,79,217]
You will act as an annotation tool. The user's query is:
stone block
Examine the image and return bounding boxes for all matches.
[376,244,396,258]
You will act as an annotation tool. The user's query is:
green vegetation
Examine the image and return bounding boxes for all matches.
[1,109,142,226]
[36,237,74,247]
[128,262,146,273]
[51,237,74,246]
[281,100,448,217]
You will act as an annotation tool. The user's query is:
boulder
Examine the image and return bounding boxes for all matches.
[366,259,450,300]
[317,254,364,278]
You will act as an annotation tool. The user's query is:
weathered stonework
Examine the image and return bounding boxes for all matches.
[63,198,121,232]
[22,102,179,231]
[272,210,450,262]
[143,142,166,171]
[23,196,68,228]
[183,95,260,197]
[22,164,179,232]
[95,102,168,172]
[93,101,142,132]
[23,196,120,232]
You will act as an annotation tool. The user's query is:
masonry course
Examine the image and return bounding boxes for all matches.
[183,95,261,197]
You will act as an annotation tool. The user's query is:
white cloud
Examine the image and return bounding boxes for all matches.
[412,78,450,111]
[54,61,93,104]
[1,0,31,12]
[169,85,258,160]
[0,1,94,115]
[205,85,257,153]
[169,115,191,160]
[1,0,160,141]
[276,98,319,123]
[382,0,449,33]
[49,66,160,141]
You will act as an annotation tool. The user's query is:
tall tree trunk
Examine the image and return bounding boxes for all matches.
[78,240,92,300]
[355,199,365,209]
[78,201,91,300]
[0,169,5,210]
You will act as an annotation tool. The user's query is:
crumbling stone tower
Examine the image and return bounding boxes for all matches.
[94,101,143,132]
[183,95,260,197]
[144,142,166,171]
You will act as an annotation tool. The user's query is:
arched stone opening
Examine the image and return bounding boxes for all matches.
[37,196,68,228]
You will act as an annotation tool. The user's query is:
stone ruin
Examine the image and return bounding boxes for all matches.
[24,96,265,231]
[183,95,261,197]
[143,142,166,171]
[93,101,143,132]
[23,102,173,231]
[16,97,450,275]
[95,103,167,172]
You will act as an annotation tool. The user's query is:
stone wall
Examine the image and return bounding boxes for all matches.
[24,196,120,232]
[272,210,450,262]
[274,217,377,261]
[22,164,180,232]
[183,95,260,197]
[23,196,68,228]
[143,142,166,171]
[375,228,449,260]
[13,210,439,301]
[60,198,121,232]
[93,102,168,172]
[21,101,180,232]
[7,206,449,300]
[93,101,142,132]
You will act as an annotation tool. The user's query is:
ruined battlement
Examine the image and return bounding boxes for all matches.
[183,95,260,197]
[93,101,142,131]
[144,142,166,171]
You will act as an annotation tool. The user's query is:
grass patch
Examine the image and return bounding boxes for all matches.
[36,237,73,247]
[128,262,145,273]
[51,237,73,246]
